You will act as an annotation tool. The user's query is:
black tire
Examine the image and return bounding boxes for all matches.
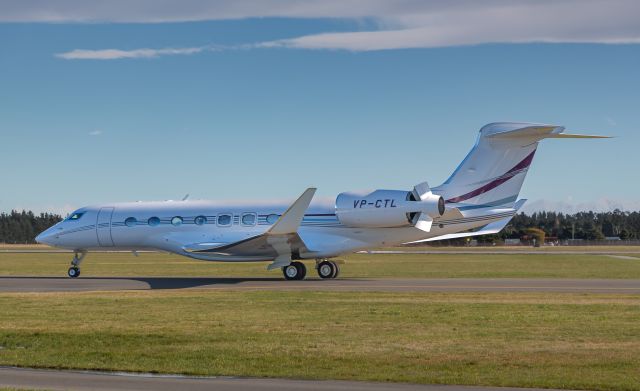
[317,261,335,279]
[68,267,80,278]
[282,264,299,280]
[292,261,306,280]
[330,261,340,279]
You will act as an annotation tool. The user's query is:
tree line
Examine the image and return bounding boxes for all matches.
[1,209,640,244]
[0,211,62,244]
[450,210,640,245]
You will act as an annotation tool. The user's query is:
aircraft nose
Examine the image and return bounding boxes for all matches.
[35,231,48,244]
[35,228,56,245]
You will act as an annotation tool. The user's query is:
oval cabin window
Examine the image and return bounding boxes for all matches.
[242,213,256,225]
[217,214,231,226]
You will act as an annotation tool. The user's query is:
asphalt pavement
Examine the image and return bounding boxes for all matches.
[0,367,578,391]
[1,276,638,293]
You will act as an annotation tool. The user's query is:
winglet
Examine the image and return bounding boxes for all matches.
[267,188,317,235]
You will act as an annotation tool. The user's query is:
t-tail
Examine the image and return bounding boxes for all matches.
[432,122,609,211]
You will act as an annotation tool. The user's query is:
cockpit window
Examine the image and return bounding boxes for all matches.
[67,212,85,221]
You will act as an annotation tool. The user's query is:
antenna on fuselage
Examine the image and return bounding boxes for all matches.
[182,194,190,201]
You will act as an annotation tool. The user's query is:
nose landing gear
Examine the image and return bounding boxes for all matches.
[67,251,86,278]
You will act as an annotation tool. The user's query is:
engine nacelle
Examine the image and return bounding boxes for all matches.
[335,189,444,228]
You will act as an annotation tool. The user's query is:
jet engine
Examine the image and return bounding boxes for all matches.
[335,182,445,232]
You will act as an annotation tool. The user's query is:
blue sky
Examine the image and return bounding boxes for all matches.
[1,1,639,214]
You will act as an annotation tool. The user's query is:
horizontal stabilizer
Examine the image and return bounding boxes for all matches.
[416,217,512,242]
[544,133,611,139]
[486,125,610,140]
[407,199,526,244]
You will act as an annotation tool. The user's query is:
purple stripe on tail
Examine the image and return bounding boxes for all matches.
[446,150,536,203]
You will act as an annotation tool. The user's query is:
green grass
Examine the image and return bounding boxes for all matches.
[2,251,640,278]
[2,251,640,390]
[0,389,44,391]
[0,389,45,391]
[1,290,639,390]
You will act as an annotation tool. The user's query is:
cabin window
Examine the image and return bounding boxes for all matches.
[266,214,279,224]
[148,217,160,226]
[125,217,137,227]
[217,214,231,226]
[67,212,84,221]
[194,215,207,226]
[242,213,256,226]
[171,216,183,226]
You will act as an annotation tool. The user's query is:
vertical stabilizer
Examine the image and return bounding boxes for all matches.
[432,122,608,210]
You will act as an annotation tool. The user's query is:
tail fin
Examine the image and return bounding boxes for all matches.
[432,122,609,210]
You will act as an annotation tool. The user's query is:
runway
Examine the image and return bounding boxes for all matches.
[1,276,639,293]
[0,367,575,391]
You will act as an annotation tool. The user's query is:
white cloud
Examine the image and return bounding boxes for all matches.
[20,0,640,54]
[0,0,405,22]
[56,47,207,60]
[88,129,102,136]
[258,1,640,51]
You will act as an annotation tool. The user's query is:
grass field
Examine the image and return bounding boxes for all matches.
[1,251,640,278]
[1,250,640,390]
[1,290,639,391]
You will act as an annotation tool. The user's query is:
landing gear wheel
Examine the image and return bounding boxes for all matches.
[317,261,335,279]
[282,261,306,280]
[330,261,340,278]
[67,251,86,278]
[68,267,80,278]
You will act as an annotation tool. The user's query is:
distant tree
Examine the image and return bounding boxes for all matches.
[0,211,62,244]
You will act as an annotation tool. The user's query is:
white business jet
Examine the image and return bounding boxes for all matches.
[36,123,607,280]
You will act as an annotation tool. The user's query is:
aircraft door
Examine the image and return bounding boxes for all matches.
[96,207,115,247]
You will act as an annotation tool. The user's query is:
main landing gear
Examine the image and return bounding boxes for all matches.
[67,251,86,278]
[316,259,340,279]
[282,261,306,281]
[280,259,341,280]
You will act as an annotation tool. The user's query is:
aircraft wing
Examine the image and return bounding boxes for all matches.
[184,188,317,267]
